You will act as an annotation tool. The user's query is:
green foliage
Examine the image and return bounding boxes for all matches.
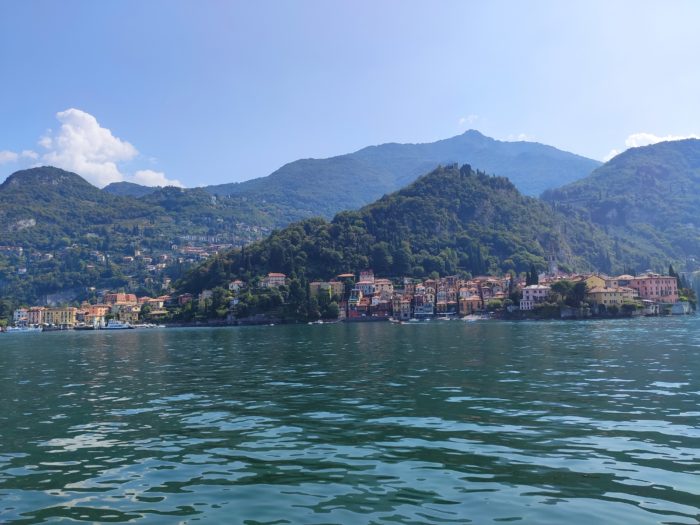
[0,167,279,304]
[486,299,503,311]
[621,302,639,315]
[543,139,700,272]
[179,165,613,295]
[549,279,587,307]
[525,264,539,285]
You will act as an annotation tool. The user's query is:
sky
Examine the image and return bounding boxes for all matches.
[1,0,699,188]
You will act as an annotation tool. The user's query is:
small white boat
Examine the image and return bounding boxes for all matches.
[103,320,134,330]
[462,314,489,322]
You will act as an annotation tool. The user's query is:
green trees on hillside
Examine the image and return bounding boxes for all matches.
[179,165,612,294]
[543,139,700,270]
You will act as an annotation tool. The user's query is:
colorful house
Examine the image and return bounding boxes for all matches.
[626,274,678,303]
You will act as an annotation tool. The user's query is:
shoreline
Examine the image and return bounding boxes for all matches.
[2,310,694,334]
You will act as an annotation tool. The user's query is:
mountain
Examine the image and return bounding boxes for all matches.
[0,167,276,304]
[103,181,159,198]
[202,130,601,222]
[179,164,616,294]
[0,167,157,245]
[542,139,700,270]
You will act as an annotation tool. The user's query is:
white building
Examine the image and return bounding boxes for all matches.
[13,308,28,325]
[520,284,550,310]
[229,280,245,293]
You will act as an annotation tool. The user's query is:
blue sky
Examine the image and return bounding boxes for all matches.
[1,1,699,187]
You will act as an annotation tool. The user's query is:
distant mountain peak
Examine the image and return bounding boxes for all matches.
[103,180,160,198]
[2,166,94,189]
[459,129,489,139]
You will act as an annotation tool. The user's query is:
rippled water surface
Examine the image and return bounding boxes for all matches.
[1,318,699,524]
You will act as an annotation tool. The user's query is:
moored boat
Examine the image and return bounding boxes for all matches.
[103,320,134,330]
[6,325,43,333]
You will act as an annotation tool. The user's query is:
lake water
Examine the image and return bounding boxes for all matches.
[0,318,698,524]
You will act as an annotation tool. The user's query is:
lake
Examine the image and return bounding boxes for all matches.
[1,318,698,524]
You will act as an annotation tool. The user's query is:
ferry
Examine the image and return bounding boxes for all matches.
[6,325,43,333]
[103,320,134,330]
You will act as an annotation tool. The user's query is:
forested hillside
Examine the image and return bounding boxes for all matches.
[543,139,700,270]
[179,164,623,294]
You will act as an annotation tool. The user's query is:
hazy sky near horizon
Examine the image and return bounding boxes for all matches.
[1,1,699,188]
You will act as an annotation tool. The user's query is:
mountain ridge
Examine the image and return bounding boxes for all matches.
[103,181,160,198]
[202,130,602,220]
[543,138,700,270]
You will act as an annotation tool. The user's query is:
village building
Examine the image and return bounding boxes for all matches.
[459,296,483,315]
[103,293,138,306]
[626,273,679,303]
[585,286,637,307]
[309,281,345,299]
[178,293,194,305]
[261,273,286,288]
[413,293,434,317]
[44,307,78,328]
[520,284,550,310]
[27,306,46,325]
[198,290,214,308]
[13,308,28,325]
[373,278,394,296]
[115,304,140,324]
[228,280,245,293]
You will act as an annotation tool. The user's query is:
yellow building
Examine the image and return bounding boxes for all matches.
[117,305,141,324]
[44,307,78,328]
[584,275,606,289]
[585,286,636,307]
[309,281,345,299]
[459,296,483,315]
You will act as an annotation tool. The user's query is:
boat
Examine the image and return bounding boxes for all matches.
[6,325,43,333]
[462,313,490,322]
[103,320,134,330]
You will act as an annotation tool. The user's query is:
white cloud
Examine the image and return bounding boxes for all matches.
[21,150,38,159]
[39,108,137,187]
[603,149,620,162]
[0,150,19,164]
[505,133,531,142]
[458,114,479,127]
[605,132,699,162]
[133,169,183,188]
[36,108,182,187]
[624,132,699,148]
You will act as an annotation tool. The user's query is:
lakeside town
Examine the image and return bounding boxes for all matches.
[2,261,694,332]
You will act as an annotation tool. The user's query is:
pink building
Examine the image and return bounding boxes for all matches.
[627,274,678,303]
[27,307,46,325]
